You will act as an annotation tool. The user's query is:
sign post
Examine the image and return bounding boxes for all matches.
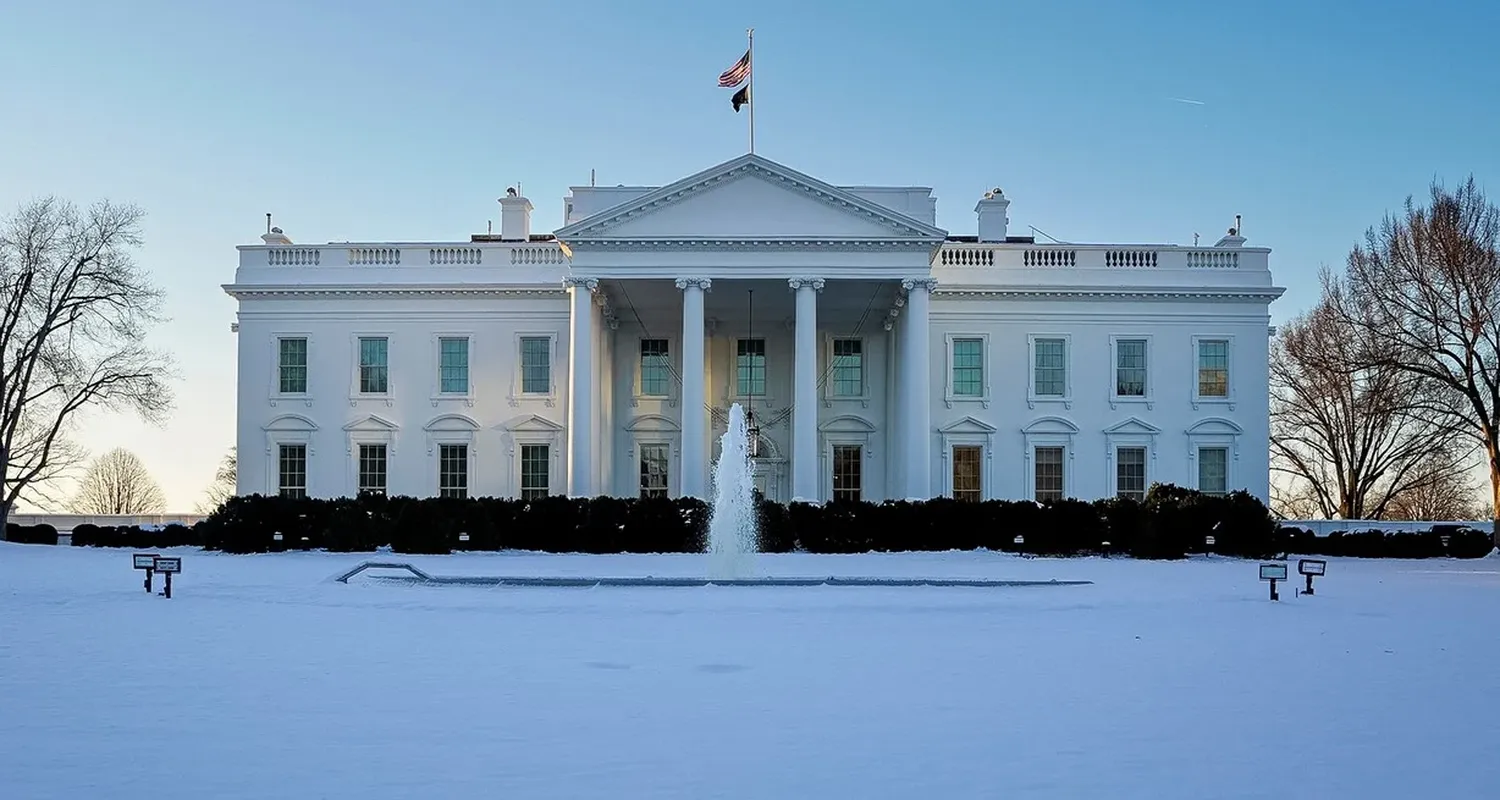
[133,553,160,593]
[1298,558,1326,595]
[1259,562,1287,601]
[153,556,182,599]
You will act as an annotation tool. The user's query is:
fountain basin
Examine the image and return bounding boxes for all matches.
[334,562,1091,588]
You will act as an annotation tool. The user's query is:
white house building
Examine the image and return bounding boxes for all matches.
[225,154,1282,506]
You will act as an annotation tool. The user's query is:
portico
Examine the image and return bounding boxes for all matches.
[553,154,947,503]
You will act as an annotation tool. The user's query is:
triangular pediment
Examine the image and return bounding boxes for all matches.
[554,154,948,243]
[498,414,565,433]
[939,416,998,434]
[343,414,398,432]
[1104,417,1162,436]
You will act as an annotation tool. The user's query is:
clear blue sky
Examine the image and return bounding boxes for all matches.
[3,0,1497,510]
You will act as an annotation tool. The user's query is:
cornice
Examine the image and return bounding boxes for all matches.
[222,283,566,300]
[935,286,1286,302]
[557,237,941,252]
[554,155,949,242]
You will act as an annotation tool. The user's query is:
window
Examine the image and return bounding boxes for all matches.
[832,445,862,503]
[278,338,307,394]
[358,337,388,394]
[640,339,670,396]
[520,336,551,394]
[520,444,549,500]
[439,444,468,499]
[639,443,669,499]
[1199,447,1228,495]
[737,339,766,397]
[831,339,862,397]
[1115,338,1147,397]
[278,444,306,499]
[952,445,982,502]
[1033,337,1066,397]
[358,444,387,495]
[1116,447,1146,501]
[439,337,469,394]
[1034,446,1064,502]
[951,338,983,396]
[1197,339,1229,397]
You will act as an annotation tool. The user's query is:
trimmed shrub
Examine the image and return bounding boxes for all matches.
[5,523,59,545]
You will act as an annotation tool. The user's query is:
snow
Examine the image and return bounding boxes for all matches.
[2,544,1497,799]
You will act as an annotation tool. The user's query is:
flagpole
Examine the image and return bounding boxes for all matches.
[747,27,755,154]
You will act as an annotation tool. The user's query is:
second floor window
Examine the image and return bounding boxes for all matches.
[737,339,765,397]
[359,337,388,394]
[831,339,862,396]
[1115,339,1146,397]
[521,337,550,394]
[640,339,670,396]
[1033,338,1066,397]
[279,337,307,393]
[439,337,469,394]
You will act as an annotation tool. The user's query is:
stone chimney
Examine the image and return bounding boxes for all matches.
[975,188,1011,242]
[499,187,533,241]
[261,226,292,245]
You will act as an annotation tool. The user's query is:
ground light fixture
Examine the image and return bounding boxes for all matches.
[1259,562,1288,601]
[1298,558,1326,595]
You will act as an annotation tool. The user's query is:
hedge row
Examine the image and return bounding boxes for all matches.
[70,523,201,549]
[178,483,1283,559]
[4,523,59,545]
[1278,526,1494,560]
[49,483,1497,560]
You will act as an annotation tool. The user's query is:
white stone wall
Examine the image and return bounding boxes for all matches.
[235,294,571,500]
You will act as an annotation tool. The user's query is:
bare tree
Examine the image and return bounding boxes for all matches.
[1384,457,1484,521]
[0,197,172,529]
[1270,290,1471,519]
[1328,176,1500,543]
[195,446,236,514]
[70,447,166,515]
[1270,477,1324,521]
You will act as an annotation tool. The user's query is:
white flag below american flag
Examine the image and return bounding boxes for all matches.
[718,49,750,87]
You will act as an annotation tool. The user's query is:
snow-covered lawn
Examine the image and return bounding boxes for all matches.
[2,543,1496,799]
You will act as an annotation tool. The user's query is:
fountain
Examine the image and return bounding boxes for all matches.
[707,402,758,578]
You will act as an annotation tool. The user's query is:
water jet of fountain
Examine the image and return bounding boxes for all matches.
[707,402,759,578]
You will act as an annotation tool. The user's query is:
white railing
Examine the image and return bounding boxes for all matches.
[245,241,569,269]
[936,243,1264,270]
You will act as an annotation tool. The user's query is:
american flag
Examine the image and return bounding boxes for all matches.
[718,50,750,87]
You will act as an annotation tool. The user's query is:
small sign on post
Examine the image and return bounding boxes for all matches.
[153,556,182,599]
[1298,558,1326,596]
[1259,562,1288,601]
[133,553,160,593]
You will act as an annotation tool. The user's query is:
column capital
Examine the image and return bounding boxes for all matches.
[788,277,825,292]
[563,276,599,292]
[901,277,939,293]
[674,277,712,292]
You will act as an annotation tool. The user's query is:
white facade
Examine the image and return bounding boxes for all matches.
[225,154,1282,505]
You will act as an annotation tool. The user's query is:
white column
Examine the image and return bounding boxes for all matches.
[565,277,597,497]
[677,277,710,499]
[900,278,936,500]
[789,277,824,503]
[884,306,903,499]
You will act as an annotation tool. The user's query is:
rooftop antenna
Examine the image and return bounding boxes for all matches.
[1028,225,1067,244]
[1235,214,1242,235]
[265,213,272,234]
